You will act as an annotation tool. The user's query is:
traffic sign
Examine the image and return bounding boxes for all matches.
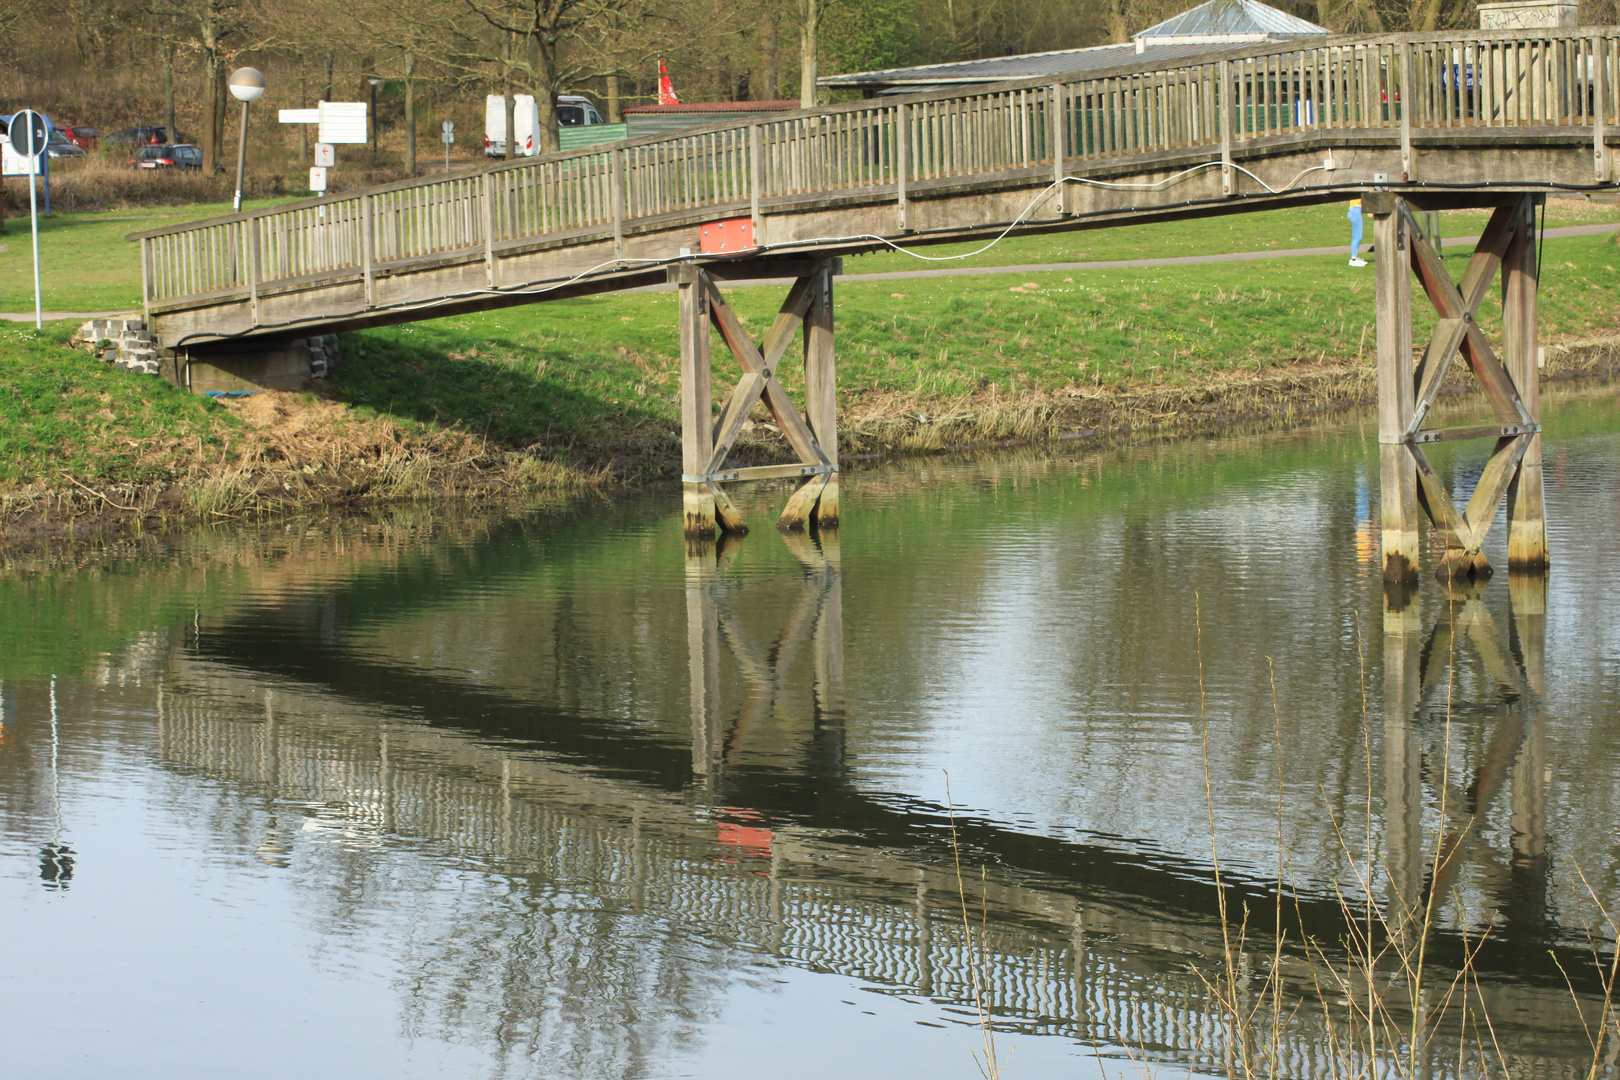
[309,166,328,192]
[442,119,454,132]
[313,142,334,167]
[13,109,48,157]
[441,131,454,144]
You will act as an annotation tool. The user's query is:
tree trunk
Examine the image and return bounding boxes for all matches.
[606,73,622,123]
[404,52,417,176]
[798,0,819,108]
[214,70,228,171]
[762,8,780,100]
[504,33,517,160]
[299,71,309,163]
[534,32,560,155]
[162,41,177,141]
[201,54,220,173]
[323,50,335,102]
[1108,0,1129,43]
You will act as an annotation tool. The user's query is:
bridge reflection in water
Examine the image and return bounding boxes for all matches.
[130,523,1615,1080]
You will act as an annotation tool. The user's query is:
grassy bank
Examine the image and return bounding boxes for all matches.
[3,198,1619,536]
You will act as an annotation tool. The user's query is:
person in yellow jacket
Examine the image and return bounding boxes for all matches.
[1348,197,1367,267]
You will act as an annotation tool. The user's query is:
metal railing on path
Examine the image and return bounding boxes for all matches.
[135,27,1620,313]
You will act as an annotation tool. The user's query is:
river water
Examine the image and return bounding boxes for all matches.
[3,386,1618,1080]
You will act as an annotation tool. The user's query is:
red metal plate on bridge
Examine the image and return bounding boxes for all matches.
[699,217,757,255]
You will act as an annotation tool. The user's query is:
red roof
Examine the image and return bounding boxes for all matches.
[623,100,800,114]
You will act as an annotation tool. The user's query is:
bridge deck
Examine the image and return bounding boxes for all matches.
[136,27,1620,348]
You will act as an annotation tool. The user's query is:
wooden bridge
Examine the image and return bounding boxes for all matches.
[133,27,1620,566]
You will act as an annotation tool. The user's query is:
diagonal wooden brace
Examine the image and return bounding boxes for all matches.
[677,264,840,535]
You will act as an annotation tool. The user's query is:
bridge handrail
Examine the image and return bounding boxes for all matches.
[134,26,1620,311]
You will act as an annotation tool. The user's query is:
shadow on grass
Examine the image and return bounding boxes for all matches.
[332,321,673,454]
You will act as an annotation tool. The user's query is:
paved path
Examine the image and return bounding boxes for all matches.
[8,222,1617,319]
[631,223,1620,292]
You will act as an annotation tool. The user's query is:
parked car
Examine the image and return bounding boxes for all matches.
[59,125,100,151]
[130,143,202,169]
[47,130,85,158]
[108,125,170,147]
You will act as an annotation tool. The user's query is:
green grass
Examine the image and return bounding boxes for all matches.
[4,199,1620,492]
[0,321,237,485]
[844,197,1620,273]
[331,232,1620,452]
[0,197,295,314]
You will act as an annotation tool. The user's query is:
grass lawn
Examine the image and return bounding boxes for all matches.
[0,197,289,314]
[845,196,1620,273]
[331,231,1620,448]
[5,196,1620,491]
[0,321,237,487]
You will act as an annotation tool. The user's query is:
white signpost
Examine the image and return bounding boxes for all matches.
[11,110,48,328]
[278,104,367,203]
[441,119,454,174]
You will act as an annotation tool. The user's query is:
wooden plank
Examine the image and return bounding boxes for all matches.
[706,480,748,535]
[778,474,830,532]
[1408,441,1469,544]
[803,262,839,527]
[702,276,828,467]
[706,371,768,474]
[1406,315,1469,436]
[706,462,837,483]
[1405,213,1533,425]
[1410,421,1538,444]
[1503,196,1548,571]
[679,276,716,537]
[1461,434,1532,550]
[1375,206,1418,583]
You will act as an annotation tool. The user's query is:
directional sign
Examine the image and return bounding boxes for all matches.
[317,102,367,145]
[441,131,454,144]
[313,143,335,167]
[309,166,328,192]
[278,108,320,125]
[13,109,48,157]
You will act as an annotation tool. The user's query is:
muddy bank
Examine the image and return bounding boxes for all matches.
[6,335,1616,546]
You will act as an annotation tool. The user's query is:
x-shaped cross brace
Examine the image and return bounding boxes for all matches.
[1395,200,1539,579]
[682,265,840,535]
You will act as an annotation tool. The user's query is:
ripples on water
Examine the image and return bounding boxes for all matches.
[2,386,1618,1079]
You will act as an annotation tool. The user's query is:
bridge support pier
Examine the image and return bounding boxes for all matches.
[1369,193,1547,585]
[675,259,841,540]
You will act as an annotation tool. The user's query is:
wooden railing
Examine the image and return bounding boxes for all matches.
[137,27,1620,311]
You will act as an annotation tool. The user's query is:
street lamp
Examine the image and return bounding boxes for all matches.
[368,76,383,163]
[228,67,265,213]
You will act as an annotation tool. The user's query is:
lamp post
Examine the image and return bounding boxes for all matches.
[368,76,383,163]
[228,67,265,213]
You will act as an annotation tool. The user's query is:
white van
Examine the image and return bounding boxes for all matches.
[484,94,604,157]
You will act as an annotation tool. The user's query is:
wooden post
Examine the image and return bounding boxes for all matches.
[1504,195,1548,572]
[359,195,374,308]
[1219,59,1234,195]
[481,174,498,288]
[896,102,910,232]
[804,260,839,527]
[247,218,261,325]
[1374,199,1419,584]
[679,266,717,537]
[140,237,152,325]
[1399,40,1414,180]
[749,123,764,241]
[1050,82,1067,217]
[610,147,626,262]
[1595,34,1609,182]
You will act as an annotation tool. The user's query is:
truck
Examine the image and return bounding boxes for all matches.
[484,94,605,157]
